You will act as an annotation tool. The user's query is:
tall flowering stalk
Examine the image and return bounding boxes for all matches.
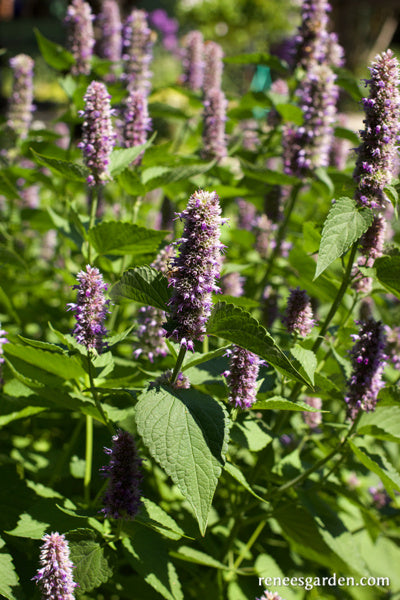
[182,30,204,91]
[353,50,400,210]
[7,54,34,140]
[282,62,338,177]
[65,0,95,76]
[32,532,77,599]
[203,41,224,94]
[345,318,387,421]
[96,0,122,81]
[302,396,322,429]
[284,287,315,337]
[295,0,332,68]
[123,89,152,165]
[353,214,386,293]
[67,265,110,354]
[78,81,116,187]
[101,430,143,519]
[166,190,225,351]
[122,9,154,95]
[201,88,228,161]
[133,245,174,362]
[223,346,261,409]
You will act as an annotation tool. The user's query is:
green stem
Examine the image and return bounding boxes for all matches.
[233,520,266,570]
[87,352,115,434]
[84,415,93,505]
[259,183,301,293]
[312,242,358,355]
[87,186,99,263]
[49,417,84,486]
[287,242,359,406]
[170,345,187,385]
[276,413,361,495]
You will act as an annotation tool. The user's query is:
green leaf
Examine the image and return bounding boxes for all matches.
[231,418,272,451]
[0,537,21,600]
[88,221,167,258]
[117,169,146,196]
[111,266,171,310]
[206,302,310,386]
[241,161,299,186]
[252,396,322,412]
[135,386,229,535]
[182,345,231,371]
[224,52,288,73]
[291,345,317,385]
[214,295,260,309]
[275,103,304,125]
[170,546,227,570]
[123,527,183,600]
[4,343,86,381]
[0,171,20,201]
[143,161,216,192]
[34,28,75,70]
[30,149,89,182]
[109,134,156,176]
[374,256,400,299]
[315,197,373,279]
[349,440,400,498]
[68,528,113,593]
[224,462,268,504]
[334,126,360,147]
[139,498,185,541]
[358,406,400,442]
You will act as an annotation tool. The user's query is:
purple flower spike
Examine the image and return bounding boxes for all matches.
[353,214,386,293]
[182,30,204,91]
[65,0,95,76]
[101,430,143,520]
[284,287,315,337]
[96,0,122,81]
[32,532,77,599]
[7,54,35,139]
[166,190,226,350]
[204,41,224,94]
[221,272,244,298]
[67,265,110,354]
[151,369,190,390]
[123,9,154,95]
[123,89,152,165]
[202,88,228,161]
[78,81,116,186]
[345,318,387,421]
[0,325,8,365]
[302,396,322,429]
[283,62,338,177]
[354,50,400,209]
[369,483,390,509]
[133,245,174,362]
[295,0,331,68]
[223,346,261,409]
[237,198,257,231]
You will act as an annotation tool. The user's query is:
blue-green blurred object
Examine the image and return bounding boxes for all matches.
[250,65,271,118]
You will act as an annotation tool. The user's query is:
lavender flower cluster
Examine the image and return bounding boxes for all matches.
[295,0,332,68]
[65,0,95,76]
[223,346,261,409]
[7,54,35,140]
[166,190,225,351]
[78,81,116,186]
[182,30,205,91]
[353,50,400,210]
[345,318,387,421]
[96,0,122,80]
[32,532,77,599]
[123,89,152,164]
[122,9,155,95]
[284,288,315,337]
[283,63,339,177]
[133,245,174,362]
[67,265,110,354]
[101,429,143,519]
[202,88,228,161]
